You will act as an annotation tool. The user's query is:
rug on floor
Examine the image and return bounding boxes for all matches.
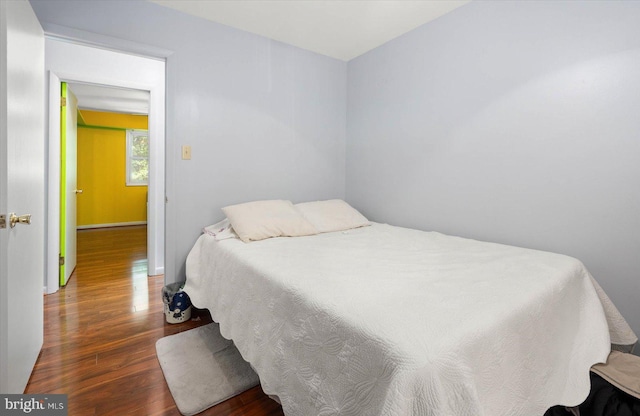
[156,322,260,415]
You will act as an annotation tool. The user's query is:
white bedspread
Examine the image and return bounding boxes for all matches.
[184,223,637,416]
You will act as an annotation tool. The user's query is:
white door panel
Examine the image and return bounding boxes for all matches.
[0,0,45,393]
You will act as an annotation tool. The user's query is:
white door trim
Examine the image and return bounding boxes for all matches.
[45,40,166,294]
[46,71,60,294]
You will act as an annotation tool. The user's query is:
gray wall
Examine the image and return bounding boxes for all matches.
[347,0,640,338]
[30,0,347,282]
[30,0,640,338]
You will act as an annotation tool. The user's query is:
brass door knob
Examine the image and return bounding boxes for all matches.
[74,189,83,194]
[9,213,31,228]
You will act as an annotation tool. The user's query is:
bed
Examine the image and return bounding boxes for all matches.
[184,200,637,416]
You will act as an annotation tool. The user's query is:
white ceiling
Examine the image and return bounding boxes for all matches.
[68,83,150,115]
[149,0,471,61]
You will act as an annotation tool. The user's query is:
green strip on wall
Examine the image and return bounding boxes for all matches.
[77,124,128,132]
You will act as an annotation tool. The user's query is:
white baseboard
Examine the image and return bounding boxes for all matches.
[149,266,164,277]
[77,221,147,229]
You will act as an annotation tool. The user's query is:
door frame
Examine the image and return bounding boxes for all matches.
[45,40,166,294]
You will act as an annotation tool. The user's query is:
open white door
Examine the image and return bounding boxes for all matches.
[60,83,78,285]
[0,0,46,393]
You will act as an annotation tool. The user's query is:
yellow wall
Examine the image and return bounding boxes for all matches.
[77,110,149,227]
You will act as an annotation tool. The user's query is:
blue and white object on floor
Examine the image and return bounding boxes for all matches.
[162,282,192,324]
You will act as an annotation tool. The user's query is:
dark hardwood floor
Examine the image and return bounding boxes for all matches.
[25,225,285,416]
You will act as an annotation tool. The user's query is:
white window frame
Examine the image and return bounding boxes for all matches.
[126,129,149,186]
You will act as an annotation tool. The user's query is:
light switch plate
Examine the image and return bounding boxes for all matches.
[182,145,191,160]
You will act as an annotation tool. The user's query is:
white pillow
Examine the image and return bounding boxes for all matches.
[222,200,318,243]
[295,199,370,233]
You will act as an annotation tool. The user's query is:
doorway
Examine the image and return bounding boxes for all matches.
[60,82,151,286]
[46,39,166,294]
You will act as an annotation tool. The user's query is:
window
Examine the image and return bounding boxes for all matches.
[126,129,149,186]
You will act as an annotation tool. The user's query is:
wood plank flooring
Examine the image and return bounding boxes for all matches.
[25,225,285,416]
